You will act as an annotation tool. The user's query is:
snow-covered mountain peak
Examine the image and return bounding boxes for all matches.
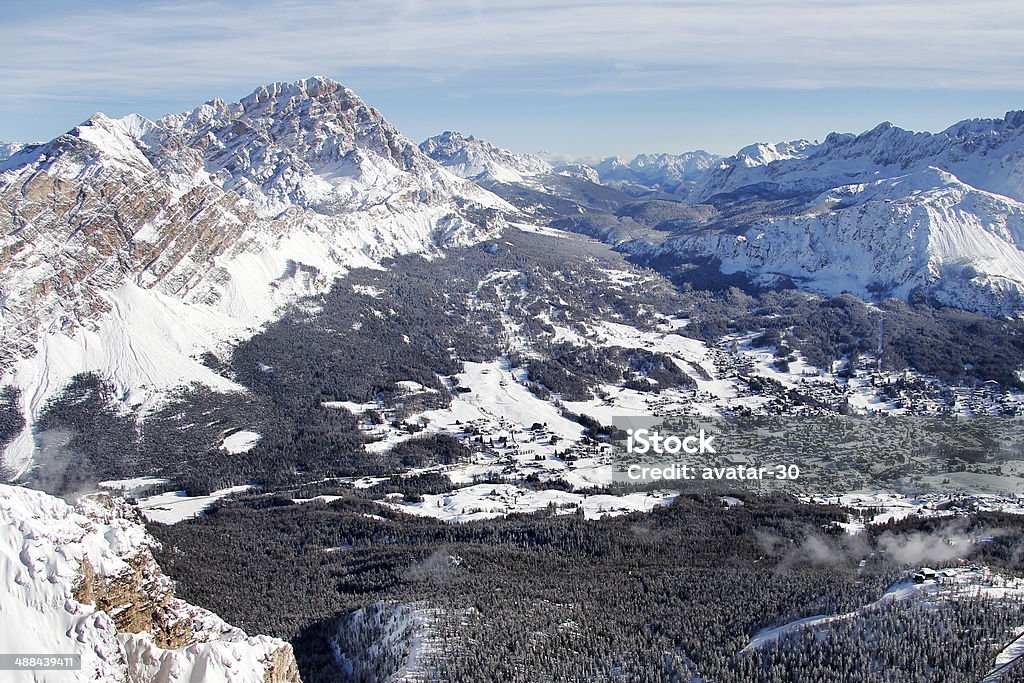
[0,141,25,163]
[420,130,553,183]
[232,75,384,150]
[153,77,475,214]
[0,77,511,478]
[241,74,352,106]
[1003,110,1024,129]
[553,162,601,183]
[734,139,814,167]
[811,122,938,169]
[595,154,626,169]
[70,112,159,171]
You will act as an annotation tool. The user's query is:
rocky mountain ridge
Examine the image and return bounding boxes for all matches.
[690,114,1024,203]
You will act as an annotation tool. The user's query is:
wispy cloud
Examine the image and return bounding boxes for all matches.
[3,0,1024,109]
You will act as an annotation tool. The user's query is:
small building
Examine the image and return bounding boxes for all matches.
[912,568,937,583]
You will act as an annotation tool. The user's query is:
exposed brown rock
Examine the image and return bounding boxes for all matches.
[72,557,97,605]
[73,551,192,649]
[263,644,302,683]
[59,494,305,680]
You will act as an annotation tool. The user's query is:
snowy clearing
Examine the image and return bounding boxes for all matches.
[137,485,253,524]
[220,430,262,454]
[381,483,677,523]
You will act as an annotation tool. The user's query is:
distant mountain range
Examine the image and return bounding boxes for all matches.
[592,151,721,196]
[669,116,1024,316]
[425,113,1024,317]
[419,130,553,183]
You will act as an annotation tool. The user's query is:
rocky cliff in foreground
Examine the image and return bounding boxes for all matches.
[0,482,301,682]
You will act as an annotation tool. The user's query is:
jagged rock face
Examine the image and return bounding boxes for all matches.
[420,130,553,183]
[74,553,193,649]
[263,647,302,683]
[157,79,487,216]
[2,140,255,362]
[0,77,510,476]
[0,483,301,683]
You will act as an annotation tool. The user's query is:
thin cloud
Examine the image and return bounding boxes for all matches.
[2,0,1024,108]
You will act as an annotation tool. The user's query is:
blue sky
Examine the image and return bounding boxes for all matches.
[3,0,1024,158]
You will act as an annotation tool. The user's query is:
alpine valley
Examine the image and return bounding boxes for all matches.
[6,77,1024,682]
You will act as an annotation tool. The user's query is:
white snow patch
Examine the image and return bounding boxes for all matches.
[351,284,384,298]
[137,485,253,524]
[220,430,261,454]
[511,221,574,238]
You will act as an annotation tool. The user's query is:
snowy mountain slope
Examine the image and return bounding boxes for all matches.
[0,483,300,683]
[331,600,440,681]
[593,150,721,195]
[420,130,552,183]
[0,76,511,478]
[689,113,1024,204]
[619,112,1024,316]
[420,131,639,220]
[552,162,601,183]
[0,141,26,163]
[659,167,1024,315]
